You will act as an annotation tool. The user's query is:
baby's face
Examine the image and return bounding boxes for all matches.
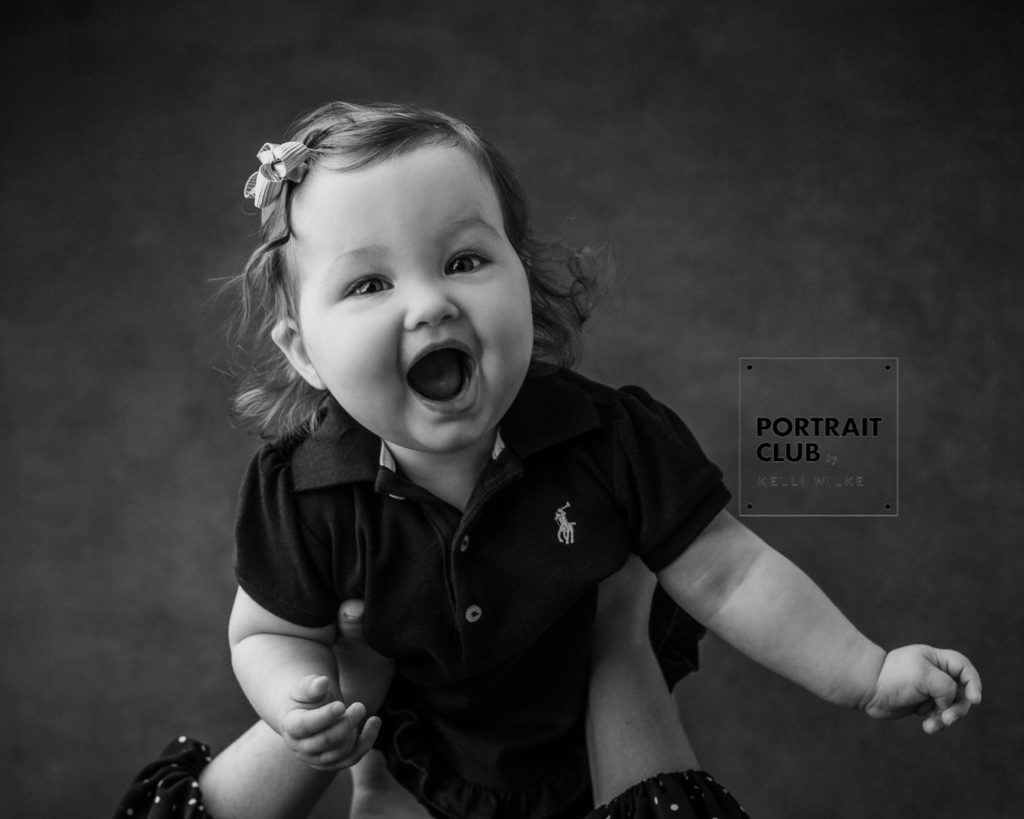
[278,144,533,458]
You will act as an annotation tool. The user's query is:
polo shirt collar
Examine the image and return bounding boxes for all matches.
[289,369,601,492]
[286,402,372,490]
[498,369,602,459]
[378,430,506,474]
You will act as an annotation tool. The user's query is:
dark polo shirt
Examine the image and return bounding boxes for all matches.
[234,367,730,806]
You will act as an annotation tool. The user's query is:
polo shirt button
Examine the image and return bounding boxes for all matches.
[465,605,482,623]
[459,536,470,552]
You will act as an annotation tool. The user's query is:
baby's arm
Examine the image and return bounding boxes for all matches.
[659,510,981,731]
[228,588,381,770]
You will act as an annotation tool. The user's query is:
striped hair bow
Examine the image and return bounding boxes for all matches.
[243,141,310,208]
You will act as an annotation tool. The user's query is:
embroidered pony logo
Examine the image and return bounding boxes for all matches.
[555,502,576,544]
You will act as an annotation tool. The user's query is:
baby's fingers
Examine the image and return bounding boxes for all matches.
[283,699,347,741]
[921,707,946,735]
[312,714,382,771]
[316,701,368,752]
[935,649,983,705]
[289,674,332,706]
[294,703,370,769]
[922,699,970,734]
[922,649,983,734]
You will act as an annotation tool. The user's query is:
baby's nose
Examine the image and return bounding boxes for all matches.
[403,281,460,329]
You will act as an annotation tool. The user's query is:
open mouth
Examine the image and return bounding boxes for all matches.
[406,347,473,402]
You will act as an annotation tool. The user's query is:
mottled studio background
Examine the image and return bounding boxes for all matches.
[2,1,1022,816]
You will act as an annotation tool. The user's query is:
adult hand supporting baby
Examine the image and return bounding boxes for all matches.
[333,599,396,715]
[860,644,982,734]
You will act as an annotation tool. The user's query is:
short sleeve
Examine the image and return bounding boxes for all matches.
[611,385,731,572]
[234,445,339,628]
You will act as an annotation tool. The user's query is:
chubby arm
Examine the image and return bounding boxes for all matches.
[228,588,380,769]
[229,587,340,730]
[657,510,981,728]
[657,510,885,706]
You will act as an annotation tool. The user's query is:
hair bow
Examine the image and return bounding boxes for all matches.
[243,141,310,208]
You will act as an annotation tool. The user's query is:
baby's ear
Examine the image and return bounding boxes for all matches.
[271,319,327,390]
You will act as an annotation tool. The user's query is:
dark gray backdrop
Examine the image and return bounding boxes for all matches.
[3,1,1021,816]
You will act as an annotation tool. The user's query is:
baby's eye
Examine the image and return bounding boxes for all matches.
[346,277,390,297]
[447,253,485,275]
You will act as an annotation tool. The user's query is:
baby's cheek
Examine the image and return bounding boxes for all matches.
[503,279,534,346]
[492,304,532,361]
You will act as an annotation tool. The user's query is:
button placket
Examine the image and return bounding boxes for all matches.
[452,530,481,626]
[456,536,479,623]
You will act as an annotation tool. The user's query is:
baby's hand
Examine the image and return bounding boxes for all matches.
[280,674,381,770]
[862,645,982,734]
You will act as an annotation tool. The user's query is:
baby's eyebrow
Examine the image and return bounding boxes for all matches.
[442,215,503,241]
[340,244,389,261]
[334,216,503,265]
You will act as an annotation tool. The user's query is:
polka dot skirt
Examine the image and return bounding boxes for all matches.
[586,770,748,819]
[115,742,747,819]
[114,737,212,818]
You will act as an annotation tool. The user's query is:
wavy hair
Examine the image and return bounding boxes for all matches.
[227,101,602,440]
